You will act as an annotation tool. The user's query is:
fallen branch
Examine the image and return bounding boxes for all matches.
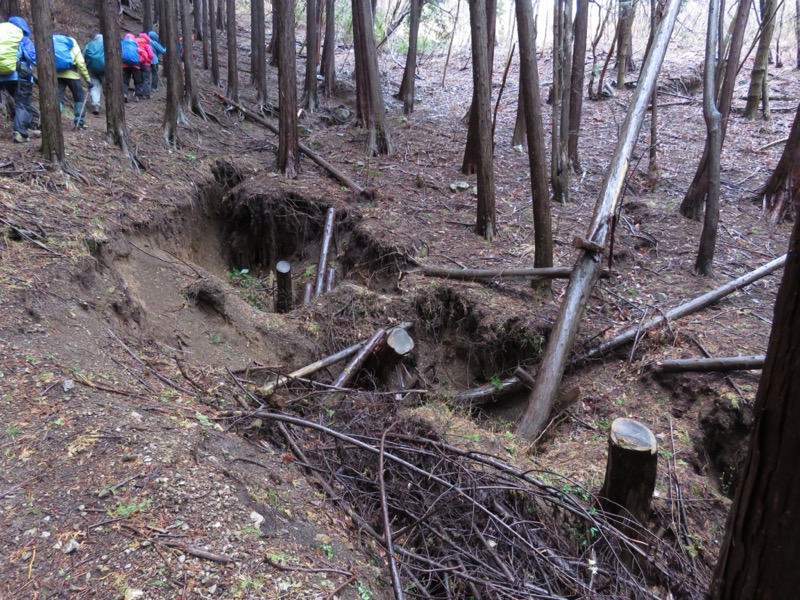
[315,207,336,297]
[160,541,234,564]
[654,355,765,373]
[213,91,364,193]
[580,254,786,363]
[325,328,388,401]
[413,264,609,282]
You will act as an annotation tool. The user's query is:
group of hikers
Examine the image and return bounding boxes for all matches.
[0,16,167,143]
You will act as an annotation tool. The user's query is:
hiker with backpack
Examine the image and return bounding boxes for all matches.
[83,33,104,115]
[136,32,154,99]
[0,16,39,143]
[147,31,165,93]
[53,33,91,129]
[121,32,142,102]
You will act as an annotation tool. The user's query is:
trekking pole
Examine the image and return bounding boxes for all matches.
[73,93,88,130]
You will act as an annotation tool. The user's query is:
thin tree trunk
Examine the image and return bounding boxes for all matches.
[516,0,681,440]
[587,0,612,98]
[512,85,526,148]
[226,0,239,101]
[163,0,183,145]
[216,0,224,29]
[680,0,752,219]
[468,0,496,241]
[30,0,63,163]
[194,0,203,39]
[277,0,301,177]
[516,0,552,271]
[744,0,777,118]
[710,196,800,600]
[181,0,206,118]
[795,0,800,68]
[99,0,138,167]
[253,0,268,105]
[551,0,571,203]
[647,0,661,179]
[696,0,723,277]
[0,0,20,20]
[567,0,589,171]
[209,0,220,84]
[616,0,636,88]
[143,0,153,31]
[202,0,210,69]
[321,0,336,95]
[399,0,421,114]
[302,0,320,110]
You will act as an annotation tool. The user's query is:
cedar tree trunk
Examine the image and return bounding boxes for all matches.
[253,0,268,105]
[302,0,320,111]
[398,0,421,114]
[743,0,777,118]
[209,0,220,84]
[755,102,800,221]
[163,0,183,145]
[30,0,63,163]
[321,0,336,95]
[567,0,588,171]
[181,0,206,117]
[226,0,239,101]
[143,0,153,31]
[277,0,300,177]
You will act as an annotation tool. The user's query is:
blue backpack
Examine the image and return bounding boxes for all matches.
[52,34,74,70]
[121,37,139,66]
[84,39,105,74]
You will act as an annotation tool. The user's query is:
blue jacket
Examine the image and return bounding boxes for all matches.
[0,16,36,83]
[148,31,166,66]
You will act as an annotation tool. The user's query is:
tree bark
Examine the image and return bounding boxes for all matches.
[468,0,496,241]
[743,0,778,118]
[647,0,661,179]
[616,0,636,88]
[461,0,495,175]
[30,0,63,163]
[551,0,573,203]
[351,0,393,155]
[302,0,320,111]
[680,0,752,219]
[202,0,210,68]
[567,0,589,171]
[516,0,681,440]
[99,0,138,166]
[710,192,800,599]
[0,0,20,20]
[181,0,206,118]
[277,0,300,177]
[696,0,723,277]
[795,0,800,68]
[320,0,336,96]
[226,0,239,102]
[162,0,183,145]
[755,101,800,221]
[398,0,421,114]
[216,0,225,29]
[516,0,552,270]
[253,0,268,105]
[209,0,220,85]
[194,0,203,39]
[143,0,154,31]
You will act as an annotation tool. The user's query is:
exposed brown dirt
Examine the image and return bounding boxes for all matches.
[0,2,798,598]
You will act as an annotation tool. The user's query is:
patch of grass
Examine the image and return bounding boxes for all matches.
[227,268,267,310]
[109,497,152,518]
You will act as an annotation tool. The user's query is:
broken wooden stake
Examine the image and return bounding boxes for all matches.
[303,283,313,305]
[599,418,658,535]
[275,260,293,313]
[655,355,765,373]
[516,0,683,440]
[326,328,389,402]
[315,207,336,297]
[581,254,786,363]
[325,267,336,293]
[213,91,364,194]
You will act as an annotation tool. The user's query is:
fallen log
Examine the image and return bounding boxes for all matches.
[413,264,610,282]
[599,418,658,539]
[655,355,765,373]
[517,0,682,440]
[315,207,336,297]
[326,328,388,402]
[258,322,413,396]
[580,254,786,363]
[213,91,364,194]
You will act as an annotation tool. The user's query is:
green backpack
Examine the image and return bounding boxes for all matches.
[0,22,24,76]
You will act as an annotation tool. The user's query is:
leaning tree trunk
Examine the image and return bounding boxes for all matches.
[516,0,681,440]
[680,0,751,220]
[277,0,301,177]
[755,101,800,221]
[468,0,496,241]
[710,172,800,600]
[181,0,206,118]
[99,0,138,167]
[696,0,722,277]
[163,0,183,145]
[30,0,63,163]
[516,0,552,271]
[352,0,394,155]
[461,0,496,175]
[226,0,239,101]
[302,0,320,111]
[567,0,589,171]
[208,0,220,85]
[398,0,421,114]
[743,0,778,119]
[320,0,336,95]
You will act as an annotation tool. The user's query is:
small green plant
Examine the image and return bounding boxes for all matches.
[227,268,267,310]
[5,427,21,438]
[109,497,152,518]
[321,543,334,558]
[355,581,373,600]
[490,376,503,390]
[195,412,212,428]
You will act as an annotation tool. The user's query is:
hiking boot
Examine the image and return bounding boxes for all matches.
[75,122,88,130]
[91,105,100,115]
[12,131,29,143]
[28,129,41,138]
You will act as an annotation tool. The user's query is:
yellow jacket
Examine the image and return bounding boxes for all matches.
[56,37,90,83]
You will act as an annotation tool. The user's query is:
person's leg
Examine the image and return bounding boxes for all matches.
[13,77,33,137]
[150,64,159,92]
[133,68,143,99]
[141,65,151,98]
[57,78,67,111]
[70,79,87,127]
[122,68,132,101]
[89,73,102,112]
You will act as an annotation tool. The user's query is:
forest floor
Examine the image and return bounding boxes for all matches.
[0,2,798,599]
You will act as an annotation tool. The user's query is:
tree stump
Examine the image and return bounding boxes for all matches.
[275,261,293,313]
[599,418,658,534]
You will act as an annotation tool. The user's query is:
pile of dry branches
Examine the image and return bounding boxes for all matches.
[243,393,709,599]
